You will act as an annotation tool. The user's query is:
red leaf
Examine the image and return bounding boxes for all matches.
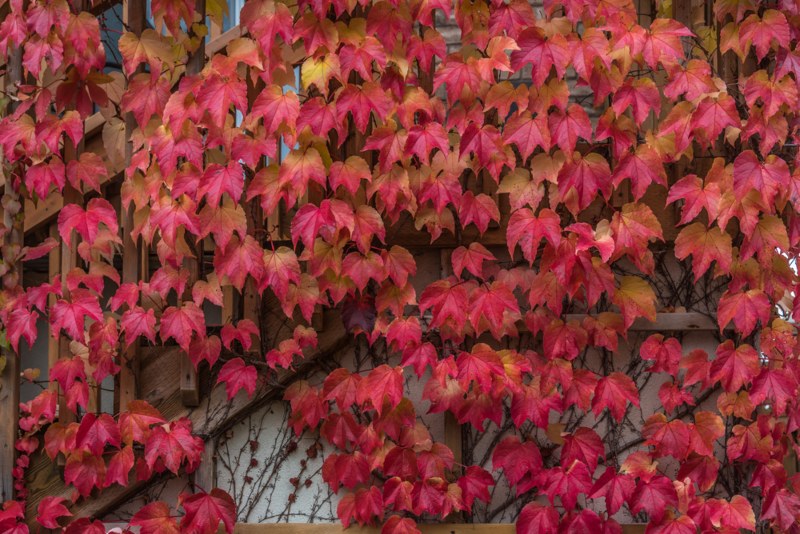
[592,372,640,421]
[159,302,206,352]
[180,489,237,534]
[561,427,605,472]
[217,358,258,400]
[131,501,180,534]
[76,412,121,455]
[517,502,559,534]
[36,496,71,529]
[144,419,204,475]
[709,340,761,392]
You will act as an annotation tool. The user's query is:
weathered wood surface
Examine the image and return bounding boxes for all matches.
[0,38,24,504]
[565,312,720,331]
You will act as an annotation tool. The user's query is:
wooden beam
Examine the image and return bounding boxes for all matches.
[0,37,23,504]
[565,312,720,332]
[206,24,242,57]
[117,0,144,406]
[231,524,646,534]
[178,0,207,407]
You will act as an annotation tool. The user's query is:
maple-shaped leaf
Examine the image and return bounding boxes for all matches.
[506,207,561,265]
[690,93,740,148]
[716,289,770,336]
[742,70,798,119]
[557,152,612,215]
[612,276,657,330]
[50,289,104,340]
[217,358,258,400]
[121,306,157,346]
[117,29,172,76]
[64,451,106,497]
[381,516,420,534]
[262,246,301,300]
[674,223,732,281]
[180,489,236,534]
[642,19,692,69]
[159,302,205,352]
[144,420,204,475]
[749,368,797,416]
[419,277,470,333]
[640,334,682,376]
[492,436,543,488]
[328,156,371,196]
[592,372,640,421]
[119,400,166,445]
[561,427,604,472]
[665,60,717,101]
[36,496,71,529]
[630,475,678,522]
[457,465,494,509]
[739,10,790,61]
[658,382,695,414]
[548,104,592,154]
[611,202,663,273]
[709,340,760,393]
[452,242,495,278]
[214,235,267,291]
[733,150,789,208]
[612,77,661,125]
[468,282,521,340]
[250,84,299,138]
[517,502,559,534]
[130,501,179,534]
[459,191,500,234]
[358,364,404,415]
[709,495,755,531]
[105,445,135,487]
[589,467,635,515]
[6,307,38,352]
[405,122,450,164]
[57,198,118,246]
[669,175,719,227]
[612,145,667,201]
[761,487,800,531]
[76,412,121,455]
[336,81,393,133]
[220,320,259,352]
[643,413,691,459]
[503,111,551,160]
[510,27,569,85]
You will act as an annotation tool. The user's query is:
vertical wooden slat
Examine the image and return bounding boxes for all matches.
[47,223,60,391]
[180,0,207,407]
[0,38,23,503]
[117,0,147,414]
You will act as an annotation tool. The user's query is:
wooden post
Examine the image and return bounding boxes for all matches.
[116,0,147,414]
[0,40,23,503]
[179,0,207,407]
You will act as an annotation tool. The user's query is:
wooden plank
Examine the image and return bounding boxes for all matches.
[0,37,23,504]
[232,524,646,534]
[179,0,207,407]
[48,223,60,392]
[565,312,719,331]
[206,24,242,56]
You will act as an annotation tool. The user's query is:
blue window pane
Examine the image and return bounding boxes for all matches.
[222,0,243,31]
[100,3,124,74]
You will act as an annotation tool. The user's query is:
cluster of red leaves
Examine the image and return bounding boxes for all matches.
[1,0,800,530]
